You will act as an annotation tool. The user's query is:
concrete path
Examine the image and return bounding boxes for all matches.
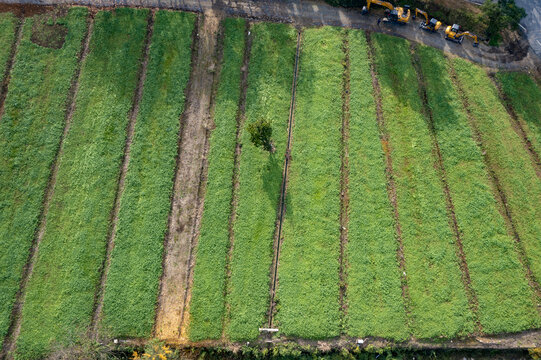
[1,0,540,70]
[516,0,541,57]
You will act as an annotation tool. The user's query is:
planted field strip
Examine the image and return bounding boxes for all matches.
[276,26,343,339]
[14,9,149,359]
[371,33,473,339]
[0,13,22,121]
[345,30,407,340]
[452,58,541,300]
[416,45,540,334]
[226,22,297,341]
[100,10,196,339]
[154,12,219,341]
[495,72,541,176]
[188,17,245,342]
[0,8,87,353]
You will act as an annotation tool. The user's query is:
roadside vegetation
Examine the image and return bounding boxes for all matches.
[276,26,343,339]
[452,58,541,289]
[0,12,17,83]
[496,71,541,158]
[15,9,148,359]
[417,45,540,333]
[189,17,245,341]
[101,10,195,338]
[345,29,407,340]
[0,8,87,351]
[371,33,474,338]
[227,22,296,341]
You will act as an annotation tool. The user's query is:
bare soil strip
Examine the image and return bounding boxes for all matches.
[0,15,93,359]
[90,10,154,337]
[267,29,301,329]
[487,72,541,180]
[410,44,482,334]
[0,15,23,124]
[154,11,221,342]
[338,32,351,325]
[448,61,541,316]
[222,20,252,340]
[364,31,412,327]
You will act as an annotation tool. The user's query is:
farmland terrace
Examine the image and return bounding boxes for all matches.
[0,2,540,360]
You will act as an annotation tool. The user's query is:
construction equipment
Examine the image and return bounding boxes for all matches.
[445,24,479,47]
[362,0,411,25]
[413,8,442,32]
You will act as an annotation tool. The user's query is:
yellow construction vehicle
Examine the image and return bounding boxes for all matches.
[362,0,411,25]
[413,8,442,32]
[445,24,479,47]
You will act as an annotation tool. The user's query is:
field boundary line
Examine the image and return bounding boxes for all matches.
[487,72,541,180]
[0,14,94,359]
[90,10,155,337]
[410,44,481,335]
[0,15,23,124]
[178,12,225,340]
[153,13,200,340]
[364,31,413,333]
[448,59,541,317]
[338,30,351,329]
[222,20,252,340]
[267,29,302,330]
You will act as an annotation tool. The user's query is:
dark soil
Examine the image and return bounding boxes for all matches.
[31,20,68,49]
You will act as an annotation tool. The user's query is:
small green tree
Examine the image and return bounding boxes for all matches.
[481,0,526,45]
[247,118,273,152]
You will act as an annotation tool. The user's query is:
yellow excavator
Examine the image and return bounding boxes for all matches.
[445,24,479,47]
[362,0,411,25]
[413,8,442,32]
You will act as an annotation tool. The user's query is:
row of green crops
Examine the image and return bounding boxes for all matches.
[101,10,195,338]
[345,30,407,340]
[371,33,473,338]
[416,45,539,333]
[496,72,541,160]
[0,8,87,350]
[226,22,297,341]
[452,59,541,290]
[15,9,148,359]
[189,18,245,342]
[0,12,17,84]
[276,27,343,339]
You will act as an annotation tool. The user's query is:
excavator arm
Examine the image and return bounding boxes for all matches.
[365,0,395,12]
[414,8,428,23]
[457,32,479,46]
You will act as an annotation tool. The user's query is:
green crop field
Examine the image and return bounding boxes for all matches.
[1,5,541,359]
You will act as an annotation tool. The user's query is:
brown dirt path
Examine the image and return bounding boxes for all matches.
[410,44,482,335]
[90,10,154,337]
[154,10,221,343]
[0,14,93,360]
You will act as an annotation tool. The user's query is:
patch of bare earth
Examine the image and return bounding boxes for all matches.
[448,60,541,317]
[339,31,350,324]
[90,10,154,337]
[365,31,412,328]
[410,44,481,334]
[0,14,93,359]
[222,20,252,340]
[154,10,221,343]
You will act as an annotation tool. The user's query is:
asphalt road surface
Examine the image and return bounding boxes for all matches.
[516,0,541,56]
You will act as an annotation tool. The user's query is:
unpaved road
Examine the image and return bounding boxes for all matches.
[1,0,540,71]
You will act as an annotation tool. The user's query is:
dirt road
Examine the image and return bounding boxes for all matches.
[1,0,540,71]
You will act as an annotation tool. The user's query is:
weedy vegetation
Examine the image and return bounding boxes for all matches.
[0,12,17,83]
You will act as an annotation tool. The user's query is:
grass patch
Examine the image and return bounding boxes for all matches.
[0,12,17,82]
[188,18,245,342]
[417,45,540,333]
[0,8,87,350]
[227,22,296,341]
[15,9,148,359]
[101,10,195,338]
[496,71,541,159]
[276,26,343,339]
[372,33,473,339]
[453,58,541,291]
[345,29,407,340]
